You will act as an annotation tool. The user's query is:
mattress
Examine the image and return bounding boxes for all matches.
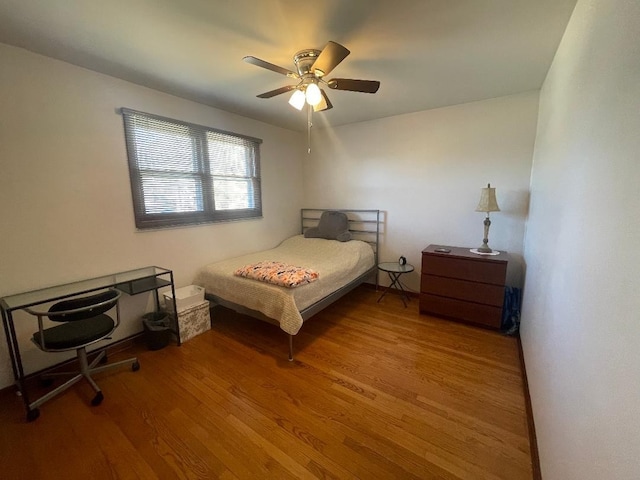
[193,235,375,335]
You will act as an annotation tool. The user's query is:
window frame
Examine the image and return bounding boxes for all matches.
[121,108,262,230]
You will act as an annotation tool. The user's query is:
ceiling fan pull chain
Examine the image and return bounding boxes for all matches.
[307,105,313,154]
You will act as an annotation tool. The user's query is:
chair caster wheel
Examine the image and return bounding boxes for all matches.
[91,391,104,406]
[132,361,140,372]
[26,408,40,422]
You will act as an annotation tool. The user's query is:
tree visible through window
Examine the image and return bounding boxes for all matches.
[121,109,262,229]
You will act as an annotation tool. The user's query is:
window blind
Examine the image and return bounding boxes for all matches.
[121,109,262,229]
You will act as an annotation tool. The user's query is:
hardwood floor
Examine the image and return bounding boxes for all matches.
[0,286,533,479]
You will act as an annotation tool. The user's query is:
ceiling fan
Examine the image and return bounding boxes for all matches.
[243,41,380,113]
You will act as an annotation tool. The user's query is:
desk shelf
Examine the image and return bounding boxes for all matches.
[115,277,171,295]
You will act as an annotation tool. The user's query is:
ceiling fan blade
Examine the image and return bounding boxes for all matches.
[312,41,350,77]
[327,78,380,94]
[313,89,333,112]
[257,85,298,98]
[243,56,299,78]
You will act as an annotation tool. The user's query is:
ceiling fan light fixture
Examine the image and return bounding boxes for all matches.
[245,41,379,148]
[305,82,322,106]
[313,92,329,112]
[288,89,305,110]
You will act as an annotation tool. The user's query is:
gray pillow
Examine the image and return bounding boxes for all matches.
[304,211,352,242]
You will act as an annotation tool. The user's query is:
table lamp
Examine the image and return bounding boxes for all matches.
[475,183,500,253]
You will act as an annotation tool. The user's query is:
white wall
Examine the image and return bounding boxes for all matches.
[521,0,640,478]
[304,92,539,291]
[0,43,304,387]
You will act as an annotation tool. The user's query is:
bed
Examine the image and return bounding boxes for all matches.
[194,209,380,360]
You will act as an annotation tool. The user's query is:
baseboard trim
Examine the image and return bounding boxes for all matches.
[517,334,541,480]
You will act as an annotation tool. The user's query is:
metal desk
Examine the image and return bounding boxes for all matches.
[0,266,178,420]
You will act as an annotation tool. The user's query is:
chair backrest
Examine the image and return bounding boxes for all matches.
[47,290,121,323]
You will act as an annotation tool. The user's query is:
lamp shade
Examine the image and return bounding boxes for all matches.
[475,183,500,212]
[313,92,328,112]
[288,90,306,110]
[305,82,322,106]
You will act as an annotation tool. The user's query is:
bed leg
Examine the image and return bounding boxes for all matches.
[288,335,294,362]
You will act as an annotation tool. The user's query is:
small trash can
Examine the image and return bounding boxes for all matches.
[142,311,171,351]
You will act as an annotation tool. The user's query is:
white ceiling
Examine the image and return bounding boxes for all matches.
[0,0,577,132]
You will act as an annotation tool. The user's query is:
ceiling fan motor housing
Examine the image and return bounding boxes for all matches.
[293,49,321,77]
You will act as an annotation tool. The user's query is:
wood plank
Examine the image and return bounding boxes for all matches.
[0,286,534,479]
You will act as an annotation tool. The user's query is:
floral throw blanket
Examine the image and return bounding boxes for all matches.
[234,261,319,288]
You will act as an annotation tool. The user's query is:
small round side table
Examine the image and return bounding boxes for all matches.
[377,262,414,307]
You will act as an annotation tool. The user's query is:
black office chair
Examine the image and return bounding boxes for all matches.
[24,289,139,419]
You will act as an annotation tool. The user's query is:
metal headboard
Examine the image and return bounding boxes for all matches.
[300,209,380,265]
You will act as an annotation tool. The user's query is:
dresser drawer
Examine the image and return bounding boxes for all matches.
[422,254,507,285]
[421,274,505,307]
[419,294,503,329]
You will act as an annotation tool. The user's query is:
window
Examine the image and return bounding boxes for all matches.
[121,108,262,229]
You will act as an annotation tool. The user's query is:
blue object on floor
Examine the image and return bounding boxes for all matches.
[501,286,522,335]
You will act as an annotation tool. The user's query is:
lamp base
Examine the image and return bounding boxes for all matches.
[476,216,494,254]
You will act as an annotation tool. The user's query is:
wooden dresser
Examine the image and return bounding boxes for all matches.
[420,245,508,329]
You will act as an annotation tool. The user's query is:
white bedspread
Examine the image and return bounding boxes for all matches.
[193,235,375,335]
